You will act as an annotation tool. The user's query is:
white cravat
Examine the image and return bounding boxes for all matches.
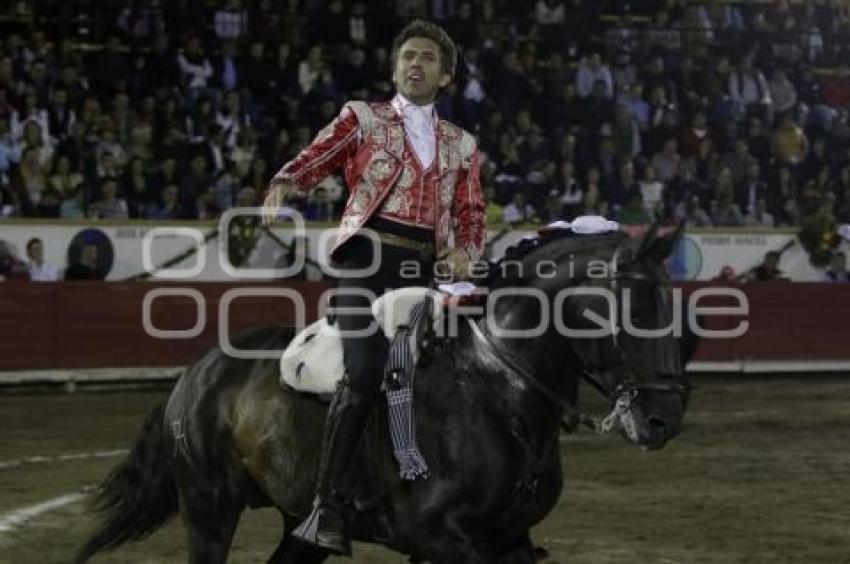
[393,94,436,169]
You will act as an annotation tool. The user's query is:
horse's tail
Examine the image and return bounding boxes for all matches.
[75,401,177,563]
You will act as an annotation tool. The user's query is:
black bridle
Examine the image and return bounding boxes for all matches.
[469,267,690,431]
[591,269,691,398]
[467,317,600,429]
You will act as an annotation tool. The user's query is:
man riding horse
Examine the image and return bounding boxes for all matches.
[262,20,485,556]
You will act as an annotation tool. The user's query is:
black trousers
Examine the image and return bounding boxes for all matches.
[333,223,433,396]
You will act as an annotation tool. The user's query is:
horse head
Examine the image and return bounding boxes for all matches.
[484,222,689,450]
[574,223,689,450]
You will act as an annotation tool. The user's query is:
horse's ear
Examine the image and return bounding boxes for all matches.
[636,221,660,258]
[638,222,684,263]
[655,222,685,261]
[670,221,686,243]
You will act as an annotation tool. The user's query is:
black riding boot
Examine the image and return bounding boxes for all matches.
[292,384,373,555]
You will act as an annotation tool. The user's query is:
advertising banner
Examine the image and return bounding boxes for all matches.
[0,221,846,282]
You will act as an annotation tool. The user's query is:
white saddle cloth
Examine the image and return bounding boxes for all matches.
[279,287,444,395]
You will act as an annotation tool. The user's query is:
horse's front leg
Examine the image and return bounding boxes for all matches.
[425,513,493,563]
[494,533,538,564]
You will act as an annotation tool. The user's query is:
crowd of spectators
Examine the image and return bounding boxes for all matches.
[1,0,850,234]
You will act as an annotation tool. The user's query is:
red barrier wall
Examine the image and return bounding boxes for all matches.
[0,282,847,371]
[676,283,850,362]
[0,281,330,371]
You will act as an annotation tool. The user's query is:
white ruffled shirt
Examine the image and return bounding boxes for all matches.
[29,262,59,281]
[392,94,437,169]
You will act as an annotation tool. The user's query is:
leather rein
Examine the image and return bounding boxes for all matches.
[466,271,690,432]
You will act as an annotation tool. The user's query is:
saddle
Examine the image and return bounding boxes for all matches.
[279,287,448,396]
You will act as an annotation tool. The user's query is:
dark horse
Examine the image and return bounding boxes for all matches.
[76,226,692,563]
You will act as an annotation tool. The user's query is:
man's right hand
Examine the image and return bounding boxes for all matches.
[261,179,296,225]
[438,248,473,280]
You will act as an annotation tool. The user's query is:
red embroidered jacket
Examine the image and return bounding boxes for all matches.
[271,101,486,260]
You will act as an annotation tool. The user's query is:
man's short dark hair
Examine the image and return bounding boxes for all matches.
[26,237,42,252]
[391,20,457,78]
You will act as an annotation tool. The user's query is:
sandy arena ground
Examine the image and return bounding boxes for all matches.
[1,375,849,563]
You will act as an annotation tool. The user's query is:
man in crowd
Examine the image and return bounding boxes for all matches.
[25,237,58,281]
[64,242,104,280]
[823,251,849,282]
[0,240,27,280]
[748,250,787,282]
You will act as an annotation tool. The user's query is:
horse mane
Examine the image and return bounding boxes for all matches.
[489,229,629,289]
